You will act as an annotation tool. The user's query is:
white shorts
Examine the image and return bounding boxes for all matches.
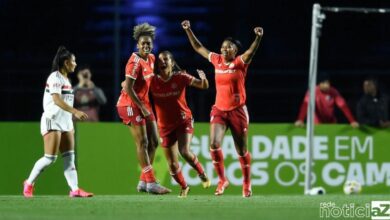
[40,115,74,136]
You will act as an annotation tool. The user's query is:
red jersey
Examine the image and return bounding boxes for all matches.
[297,86,356,123]
[117,53,155,108]
[209,52,249,111]
[150,71,194,133]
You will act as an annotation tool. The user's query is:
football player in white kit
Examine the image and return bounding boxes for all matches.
[23,46,93,198]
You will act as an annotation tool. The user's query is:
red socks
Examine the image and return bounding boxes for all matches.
[171,168,187,189]
[140,172,146,182]
[191,156,205,176]
[239,152,251,184]
[210,148,226,181]
[142,165,156,183]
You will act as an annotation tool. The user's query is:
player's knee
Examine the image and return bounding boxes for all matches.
[168,162,180,173]
[44,154,58,165]
[236,149,246,157]
[236,146,248,156]
[179,148,191,159]
[139,138,149,149]
[149,137,158,149]
[210,141,221,150]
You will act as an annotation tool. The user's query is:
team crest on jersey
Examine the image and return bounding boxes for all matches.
[136,115,142,122]
[229,63,235,68]
[171,83,177,89]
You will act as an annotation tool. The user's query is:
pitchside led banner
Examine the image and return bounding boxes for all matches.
[1,123,389,195]
[175,124,390,194]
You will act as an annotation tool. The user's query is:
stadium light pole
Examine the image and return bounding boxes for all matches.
[304,3,325,195]
[304,4,390,195]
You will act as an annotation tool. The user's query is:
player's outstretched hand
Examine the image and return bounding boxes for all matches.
[254,27,263,37]
[74,110,88,121]
[196,69,206,80]
[181,20,191,30]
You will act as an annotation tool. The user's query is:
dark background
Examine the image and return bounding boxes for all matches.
[1,0,389,123]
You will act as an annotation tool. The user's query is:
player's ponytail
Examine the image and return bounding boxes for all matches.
[51,46,74,72]
[163,50,182,72]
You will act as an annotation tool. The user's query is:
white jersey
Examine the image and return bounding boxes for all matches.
[42,71,74,121]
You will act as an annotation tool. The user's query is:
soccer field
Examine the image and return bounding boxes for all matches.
[0,195,387,220]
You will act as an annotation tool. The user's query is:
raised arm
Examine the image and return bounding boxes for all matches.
[241,27,263,64]
[190,69,209,90]
[181,20,210,59]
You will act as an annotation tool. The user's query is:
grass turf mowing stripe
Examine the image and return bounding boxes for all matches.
[0,195,388,220]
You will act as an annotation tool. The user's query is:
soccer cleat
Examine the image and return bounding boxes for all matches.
[23,180,34,198]
[199,173,211,189]
[137,180,147,192]
[242,183,252,198]
[178,186,190,198]
[214,180,229,196]
[69,188,94,198]
[146,182,172,195]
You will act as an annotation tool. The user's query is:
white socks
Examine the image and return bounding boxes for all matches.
[62,150,79,191]
[26,154,57,184]
[26,151,79,191]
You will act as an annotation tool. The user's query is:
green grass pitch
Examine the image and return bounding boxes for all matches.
[0,194,388,220]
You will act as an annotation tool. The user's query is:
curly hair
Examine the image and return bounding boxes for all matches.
[133,23,156,41]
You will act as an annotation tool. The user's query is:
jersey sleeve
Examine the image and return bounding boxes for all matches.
[180,71,195,86]
[125,57,140,79]
[47,74,63,95]
[237,55,250,68]
[208,52,220,65]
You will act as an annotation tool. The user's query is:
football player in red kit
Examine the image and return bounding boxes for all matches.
[295,77,359,128]
[182,20,263,197]
[150,51,211,198]
[117,23,171,194]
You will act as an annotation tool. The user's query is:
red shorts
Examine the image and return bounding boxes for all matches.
[160,118,194,148]
[117,106,156,126]
[210,105,249,135]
